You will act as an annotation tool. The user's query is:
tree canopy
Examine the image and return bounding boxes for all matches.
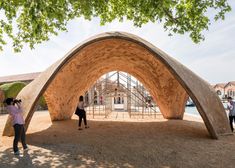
[0,82,26,98]
[0,0,232,52]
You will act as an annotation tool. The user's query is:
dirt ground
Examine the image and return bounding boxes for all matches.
[1,111,235,168]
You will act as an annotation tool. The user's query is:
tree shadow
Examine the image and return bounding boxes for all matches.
[0,119,221,168]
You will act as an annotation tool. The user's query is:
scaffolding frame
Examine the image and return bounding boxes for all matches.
[85,71,160,119]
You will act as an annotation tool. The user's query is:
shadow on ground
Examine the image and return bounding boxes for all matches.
[1,119,235,168]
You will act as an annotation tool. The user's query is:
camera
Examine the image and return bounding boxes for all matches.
[13,99,22,105]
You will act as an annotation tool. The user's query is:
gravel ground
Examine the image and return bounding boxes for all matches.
[0,111,235,168]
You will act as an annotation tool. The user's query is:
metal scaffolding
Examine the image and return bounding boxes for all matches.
[84,71,160,120]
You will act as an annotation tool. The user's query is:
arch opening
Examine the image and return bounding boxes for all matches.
[82,71,162,120]
[2,32,231,139]
[42,38,188,123]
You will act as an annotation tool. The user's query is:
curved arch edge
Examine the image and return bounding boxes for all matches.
[2,32,231,139]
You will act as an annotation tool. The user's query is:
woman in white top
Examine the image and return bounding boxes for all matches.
[77,95,89,130]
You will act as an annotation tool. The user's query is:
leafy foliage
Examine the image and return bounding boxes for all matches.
[0,82,26,98]
[38,95,47,110]
[0,0,232,52]
[0,82,47,109]
[0,89,5,105]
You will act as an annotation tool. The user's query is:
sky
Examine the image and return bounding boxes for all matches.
[0,1,235,85]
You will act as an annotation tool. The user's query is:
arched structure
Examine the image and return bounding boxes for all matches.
[3,32,231,139]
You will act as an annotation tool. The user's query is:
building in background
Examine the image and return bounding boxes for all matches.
[0,72,41,114]
[1,72,235,105]
[213,83,226,99]
[0,72,40,85]
[224,81,235,99]
[213,82,235,100]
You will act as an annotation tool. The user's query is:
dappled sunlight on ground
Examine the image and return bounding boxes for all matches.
[1,111,235,168]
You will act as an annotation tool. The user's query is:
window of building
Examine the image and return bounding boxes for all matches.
[216,90,221,95]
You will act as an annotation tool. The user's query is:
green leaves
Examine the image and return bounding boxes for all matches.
[0,0,232,52]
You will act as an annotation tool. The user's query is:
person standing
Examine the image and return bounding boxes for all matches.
[227,97,235,132]
[5,98,28,155]
[76,95,89,130]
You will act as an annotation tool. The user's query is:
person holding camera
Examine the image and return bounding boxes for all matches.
[5,98,28,155]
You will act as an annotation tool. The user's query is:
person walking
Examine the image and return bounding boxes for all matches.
[227,96,235,132]
[76,95,89,130]
[5,98,28,155]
